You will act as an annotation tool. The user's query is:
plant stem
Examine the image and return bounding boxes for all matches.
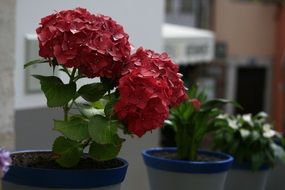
[63,106,69,121]
[63,67,77,121]
[176,124,197,161]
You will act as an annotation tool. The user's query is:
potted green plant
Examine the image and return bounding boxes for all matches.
[2,7,187,190]
[213,112,285,190]
[142,86,236,190]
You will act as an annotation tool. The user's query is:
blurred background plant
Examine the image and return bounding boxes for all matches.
[164,85,240,160]
[213,112,285,171]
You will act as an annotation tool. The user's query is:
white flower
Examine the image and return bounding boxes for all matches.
[242,114,254,126]
[228,119,239,130]
[240,129,250,138]
[263,124,276,138]
[257,112,268,118]
[217,114,228,120]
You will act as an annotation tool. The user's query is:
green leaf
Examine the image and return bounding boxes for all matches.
[33,75,76,107]
[251,152,265,171]
[54,118,90,141]
[104,100,117,118]
[201,99,242,112]
[92,100,108,109]
[78,83,108,102]
[76,103,105,119]
[188,85,198,98]
[89,141,122,161]
[271,143,285,163]
[100,77,115,90]
[24,59,49,69]
[52,136,83,168]
[88,115,119,145]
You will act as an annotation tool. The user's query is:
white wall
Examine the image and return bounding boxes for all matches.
[15,0,164,109]
[14,1,164,190]
[0,0,16,149]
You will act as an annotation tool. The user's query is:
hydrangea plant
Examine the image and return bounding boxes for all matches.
[24,8,187,168]
[164,86,237,160]
[213,112,285,170]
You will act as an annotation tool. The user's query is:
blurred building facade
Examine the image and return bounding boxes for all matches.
[165,0,284,131]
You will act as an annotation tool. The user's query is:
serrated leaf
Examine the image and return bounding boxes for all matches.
[89,141,122,161]
[88,115,119,145]
[33,75,76,107]
[54,118,90,141]
[52,136,83,168]
[78,83,108,102]
[24,59,49,69]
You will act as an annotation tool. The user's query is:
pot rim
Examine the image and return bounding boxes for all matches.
[9,150,128,172]
[142,147,234,174]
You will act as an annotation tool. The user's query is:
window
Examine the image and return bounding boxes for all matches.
[166,0,172,13]
[180,0,193,13]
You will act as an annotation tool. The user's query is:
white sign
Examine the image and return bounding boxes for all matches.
[163,24,215,64]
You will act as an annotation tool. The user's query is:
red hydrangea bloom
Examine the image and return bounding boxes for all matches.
[115,48,188,136]
[36,8,131,79]
[123,47,188,107]
[115,69,170,137]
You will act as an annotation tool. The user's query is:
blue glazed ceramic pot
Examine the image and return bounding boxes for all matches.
[2,150,128,190]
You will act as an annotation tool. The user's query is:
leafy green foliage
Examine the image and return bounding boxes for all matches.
[76,103,105,119]
[52,136,83,168]
[165,85,236,160]
[24,59,125,168]
[213,112,285,171]
[78,83,111,102]
[54,117,90,141]
[88,115,121,145]
[33,75,76,107]
[89,142,122,161]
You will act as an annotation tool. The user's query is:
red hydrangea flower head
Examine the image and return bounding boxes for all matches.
[36,7,131,79]
[115,69,170,137]
[115,48,188,136]
[123,47,188,106]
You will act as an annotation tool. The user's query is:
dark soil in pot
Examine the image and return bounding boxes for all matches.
[152,151,223,162]
[12,151,124,169]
